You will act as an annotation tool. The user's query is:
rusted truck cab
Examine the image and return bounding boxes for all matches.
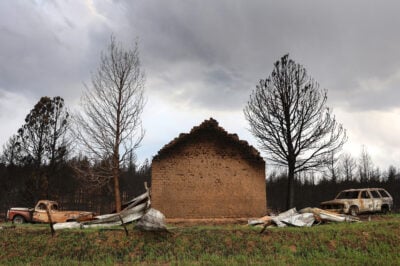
[32,200,95,223]
[7,200,95,224]
[321,188,393,216]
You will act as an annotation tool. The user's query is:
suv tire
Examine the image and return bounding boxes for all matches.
[381,205,389,214]
[349,206,359,216]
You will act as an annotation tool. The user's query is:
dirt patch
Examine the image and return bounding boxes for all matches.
[289,245,297,253]
[357,214,393,221]
[327,240,336,251]
[166,217,250,226]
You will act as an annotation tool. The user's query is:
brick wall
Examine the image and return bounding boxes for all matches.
[152,139,266,219]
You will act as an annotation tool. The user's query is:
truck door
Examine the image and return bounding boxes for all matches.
[32,202,49,223]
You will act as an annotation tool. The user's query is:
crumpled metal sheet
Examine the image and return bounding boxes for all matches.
[250,206,360,229]
[53,189,165,231]
[280,213,315,227]
[299,207,360,223]
[271,208,298,227]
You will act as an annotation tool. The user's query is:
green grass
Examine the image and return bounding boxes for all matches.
[1,215,400,265]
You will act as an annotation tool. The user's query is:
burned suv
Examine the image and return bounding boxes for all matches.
[321,188,393,216]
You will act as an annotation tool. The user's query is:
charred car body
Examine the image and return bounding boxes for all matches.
[7,200,95,224]
[321,188,393,216]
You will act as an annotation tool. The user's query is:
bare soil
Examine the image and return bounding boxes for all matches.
[166,217,250,226]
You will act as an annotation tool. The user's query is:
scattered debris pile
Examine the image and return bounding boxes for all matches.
[54,188,166,231]
[248,207,360,228]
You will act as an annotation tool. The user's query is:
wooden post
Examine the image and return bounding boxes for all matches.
[144,181,150,208]
[119,215,128,236]
[45,203,55,237]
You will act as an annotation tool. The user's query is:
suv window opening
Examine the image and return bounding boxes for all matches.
[370,190,381,198]
[378,190,390,198]
[337,191,359,199]
[361,191,371,199]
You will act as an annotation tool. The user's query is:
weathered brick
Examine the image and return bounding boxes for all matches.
[152,118,267,219]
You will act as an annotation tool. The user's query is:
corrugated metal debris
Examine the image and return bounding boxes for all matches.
[248,207,360,228]
[54,188,166,231]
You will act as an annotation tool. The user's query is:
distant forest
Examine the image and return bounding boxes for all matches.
[1,155,399,219]
[0,159,151,219]
[267,166,400,212]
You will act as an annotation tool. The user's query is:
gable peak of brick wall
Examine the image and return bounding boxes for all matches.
[153,117,264,163]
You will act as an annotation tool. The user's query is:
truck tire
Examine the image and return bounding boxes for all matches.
[12,215,26,224]
[349,206,359,216]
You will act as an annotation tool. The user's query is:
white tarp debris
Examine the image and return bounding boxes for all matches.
[54,222,81,230]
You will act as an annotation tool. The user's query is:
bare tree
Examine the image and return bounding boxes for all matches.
[325,150,340,183]
[1,135,22,166]
[74,36,145,212]
[48,96,70,166]
[340,153,356,181]
[387,165,397,184]
[244,54,346,209]
[358,145,373,182]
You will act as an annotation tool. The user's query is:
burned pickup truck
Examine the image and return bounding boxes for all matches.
[321,188,393,216]
[7,200,95,224]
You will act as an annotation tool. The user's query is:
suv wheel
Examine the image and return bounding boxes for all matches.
[349,206,359,216]
[381,205,389,214]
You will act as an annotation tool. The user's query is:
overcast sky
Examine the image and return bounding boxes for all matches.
[1,0,400,172]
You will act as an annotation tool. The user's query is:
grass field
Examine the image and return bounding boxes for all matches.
[1,214,400,265]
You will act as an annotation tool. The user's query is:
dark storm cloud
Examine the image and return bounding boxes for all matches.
[112,0,400,111]
[3,0,400,111]
[1,0,400,168]
[0,1,111,102]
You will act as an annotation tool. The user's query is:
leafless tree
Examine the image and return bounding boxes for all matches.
[387,165,397,184]
[340,152,357,181]
[74,36,145,212]
[325,151,340,183]
[244,54,347,209]
[1,135,22,166]
[48,96,70,166]
[358,145,373,182]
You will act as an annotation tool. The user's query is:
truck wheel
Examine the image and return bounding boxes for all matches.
[349,206,359,216]
[13,215,26,224]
